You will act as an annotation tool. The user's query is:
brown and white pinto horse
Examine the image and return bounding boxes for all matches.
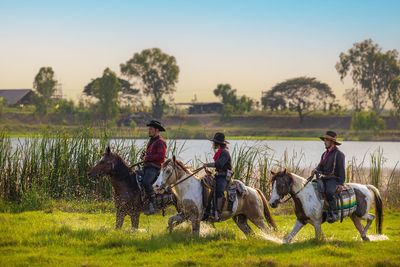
[87,147,176,229]
[269,170,383,243]
[154,157,277,236]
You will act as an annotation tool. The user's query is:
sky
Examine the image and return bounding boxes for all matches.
[1,0,399,106]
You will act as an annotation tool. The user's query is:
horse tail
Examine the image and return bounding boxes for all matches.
[367,185,383,234]
[256,189,277,230]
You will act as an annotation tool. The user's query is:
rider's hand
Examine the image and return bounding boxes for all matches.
[202,163,208,169]
[337,185,344,193]
[311,169,317,176]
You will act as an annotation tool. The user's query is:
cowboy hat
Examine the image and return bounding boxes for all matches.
[209,132,229,145]
[319,130,341,145]
[146,120,165,132]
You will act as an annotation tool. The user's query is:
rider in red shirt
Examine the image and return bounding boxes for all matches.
[142,120,167,215]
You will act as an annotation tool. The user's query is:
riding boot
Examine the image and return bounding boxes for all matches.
[327,199,338,223]
[213,197,223,222]
[144,193,158,215]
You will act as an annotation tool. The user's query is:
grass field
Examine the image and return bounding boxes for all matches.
[1,206,399,266]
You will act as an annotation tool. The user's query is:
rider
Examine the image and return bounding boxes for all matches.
[311,130,345,223]
[202,132,232,222]
[141,120,167,215]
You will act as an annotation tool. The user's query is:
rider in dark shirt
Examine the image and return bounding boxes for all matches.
[311,131,345,223]
[203,132,232,222]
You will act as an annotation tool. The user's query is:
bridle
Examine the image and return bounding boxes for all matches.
[159,162,204,191]
[273,174,314,204]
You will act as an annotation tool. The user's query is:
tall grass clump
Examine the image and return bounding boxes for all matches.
[370,148,384,187]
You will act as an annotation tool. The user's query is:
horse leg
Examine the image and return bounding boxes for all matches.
[130,212,140,229]
[192,219,200,236]
[233,214,254,236]
[312,222,323,241]
[248,216,270,234]
[361,213,375,239]
[350,214,369,241]
[167,213,185,233]
[116,208,125,229]
[285,220,304,244]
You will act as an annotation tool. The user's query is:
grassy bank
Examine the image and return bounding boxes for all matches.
[0,208,399,266]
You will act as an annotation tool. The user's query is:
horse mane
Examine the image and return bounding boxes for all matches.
[110,152,139,190]
[163,158,191,174]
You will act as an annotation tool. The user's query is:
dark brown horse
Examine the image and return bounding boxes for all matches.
[88,147,176,229]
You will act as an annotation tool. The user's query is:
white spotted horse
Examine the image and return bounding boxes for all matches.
[154,157,277,236]
[269,169,383,243]
[88,147,177,229]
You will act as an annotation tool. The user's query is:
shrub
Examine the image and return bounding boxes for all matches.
[351,111,386,133]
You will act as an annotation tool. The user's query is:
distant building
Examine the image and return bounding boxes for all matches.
[176,102,223,114]
[0,89,34,106]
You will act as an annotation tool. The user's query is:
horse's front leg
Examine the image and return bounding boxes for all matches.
[116,208,126,229]
[285,220,304,244]
[130,211,140,229]
[313,222,323,241]
[168,213,185,233]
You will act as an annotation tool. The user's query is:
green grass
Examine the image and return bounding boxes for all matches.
[0,208,399,266]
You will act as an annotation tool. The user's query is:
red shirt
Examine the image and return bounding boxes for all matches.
[144,136,167,167]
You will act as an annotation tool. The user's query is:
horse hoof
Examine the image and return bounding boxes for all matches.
[362,236,370,241]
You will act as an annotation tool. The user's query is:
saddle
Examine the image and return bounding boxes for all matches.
[312,179,357,222]
[135,168,178,216]
[201,175,248,212]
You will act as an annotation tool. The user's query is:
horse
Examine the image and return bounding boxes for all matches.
[87,147,176,229]
[269,169,383,243]
[153,156,276,236]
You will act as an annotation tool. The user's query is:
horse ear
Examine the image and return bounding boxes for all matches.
[271,171,276,175]
[172,155,176,163]
[283,168,287,174]
[105,146,111,154]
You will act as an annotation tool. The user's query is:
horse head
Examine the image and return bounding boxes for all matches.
[88,146,119,182]
[269,169,294,208]
[154,156,190,192]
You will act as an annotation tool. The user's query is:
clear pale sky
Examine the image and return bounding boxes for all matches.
[1,0,399,105]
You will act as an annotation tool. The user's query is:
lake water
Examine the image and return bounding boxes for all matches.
[10,138,400,169]
[112,139,400,170]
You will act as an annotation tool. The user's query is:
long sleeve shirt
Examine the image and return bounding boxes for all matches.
[205,148,232,174]
[316,146,346,185]
[144,136,167,167]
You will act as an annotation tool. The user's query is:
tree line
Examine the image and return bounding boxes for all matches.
[29,39,400,123]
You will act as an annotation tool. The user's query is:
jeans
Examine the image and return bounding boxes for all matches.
[215,175,228,198]
[323,178,338,202]
[142,166,159,196]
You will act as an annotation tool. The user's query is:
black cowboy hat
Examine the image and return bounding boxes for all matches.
[146,120,165,132]
[319,130,341,145]
[209,132,229,145]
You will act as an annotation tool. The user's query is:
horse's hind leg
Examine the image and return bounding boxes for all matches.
[350,214,369,241]
[233,214,254,236]
[248,216,270,234]
[361,213,375,240]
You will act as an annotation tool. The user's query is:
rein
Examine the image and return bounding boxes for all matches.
[163,165,205,190]
[280,175,314,203]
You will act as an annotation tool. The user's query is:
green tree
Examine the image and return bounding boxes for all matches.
[265,77,335,123]
[343,87,368,112]
[91,68,122,120]
[120,48,179,118]
[83,77,140,107]
[214,84,253,114]
[33,67,57,115]
[336,39,400,115]
[389,78,400,114]
[261,90,286,111]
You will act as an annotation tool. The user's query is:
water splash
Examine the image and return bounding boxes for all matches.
[367,234,389,241]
